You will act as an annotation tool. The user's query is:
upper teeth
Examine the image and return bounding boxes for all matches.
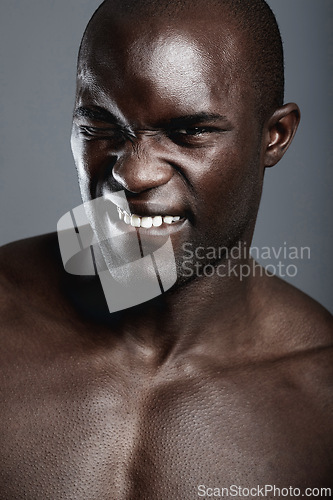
[117,207,181,228]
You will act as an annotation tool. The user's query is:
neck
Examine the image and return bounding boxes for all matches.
[122,267,255,354]
[69,251,260,365]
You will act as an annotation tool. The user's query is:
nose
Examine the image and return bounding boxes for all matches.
[112,133,174,193]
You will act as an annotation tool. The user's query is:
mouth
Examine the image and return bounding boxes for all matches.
[116,206,183,229]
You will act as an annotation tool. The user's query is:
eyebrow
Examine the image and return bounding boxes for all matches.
[74,106,120,124]
[74,107,230,129]
[166,113,230,127]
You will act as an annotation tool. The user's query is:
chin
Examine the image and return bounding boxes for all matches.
[92,230,178,312]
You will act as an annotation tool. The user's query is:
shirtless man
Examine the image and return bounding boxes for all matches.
[1,0,332,498]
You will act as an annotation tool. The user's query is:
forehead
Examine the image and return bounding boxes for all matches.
[77,16,255,123]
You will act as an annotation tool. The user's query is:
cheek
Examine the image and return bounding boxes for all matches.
[196,145,262,208]
[191,144,263,246]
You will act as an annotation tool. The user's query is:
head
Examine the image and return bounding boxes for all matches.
[71,0,300,284]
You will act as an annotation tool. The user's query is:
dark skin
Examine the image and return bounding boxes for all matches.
[1,6,333,500]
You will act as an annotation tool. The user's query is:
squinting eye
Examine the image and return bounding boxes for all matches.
[167,126,221,147]
[79,126,124,141]
[175,127,210,136]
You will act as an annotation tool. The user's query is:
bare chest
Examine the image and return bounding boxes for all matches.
[1,360,331,500]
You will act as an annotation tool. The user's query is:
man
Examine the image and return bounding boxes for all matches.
[0,0,332,498]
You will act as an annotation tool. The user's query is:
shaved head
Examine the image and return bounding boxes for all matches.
[78,0,284,123]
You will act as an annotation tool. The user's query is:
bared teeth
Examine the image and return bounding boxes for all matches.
[152,216,163,227]
[141,217,153,228]
[130,215,141,227]
[163,216,173,224]
[116,207,182,228]
[124,212,131,224]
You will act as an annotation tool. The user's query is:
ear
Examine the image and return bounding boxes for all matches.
[264,103,300,168]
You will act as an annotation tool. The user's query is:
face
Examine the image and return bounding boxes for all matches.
[71,16,266,284]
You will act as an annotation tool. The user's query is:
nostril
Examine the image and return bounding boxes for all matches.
[111,148,174,194]
[112,167,140,193]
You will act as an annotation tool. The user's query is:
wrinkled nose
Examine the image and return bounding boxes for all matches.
[112,134,174,193]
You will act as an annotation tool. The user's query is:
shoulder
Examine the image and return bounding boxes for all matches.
[241,274,333,446]
[0,232,63,294]
[0,233,68,335]
[251,271,333,355]
[272,274,332,336]
[267,277,333,405]
[0,233,95,373]
[0,232,61,267]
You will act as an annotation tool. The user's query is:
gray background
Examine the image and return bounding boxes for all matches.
[0,0,332,312]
